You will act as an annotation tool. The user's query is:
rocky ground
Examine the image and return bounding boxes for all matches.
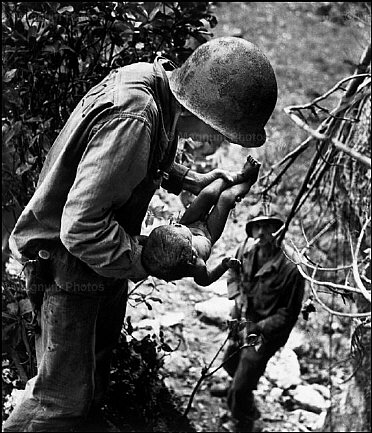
[125,253,351,433]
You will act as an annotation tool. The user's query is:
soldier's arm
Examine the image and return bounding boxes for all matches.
[60,116,150,279]
[162,162,234,195]
[227,244,245,299]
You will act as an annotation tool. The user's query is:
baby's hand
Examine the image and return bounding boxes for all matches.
[223,257,241,270]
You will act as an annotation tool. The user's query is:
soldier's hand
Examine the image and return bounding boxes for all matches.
[23,261,44,314]
[245,322,262,342]
[133,235,148,246]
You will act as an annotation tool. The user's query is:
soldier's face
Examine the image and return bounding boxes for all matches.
[251,221,278,245]
[177,110,225,147]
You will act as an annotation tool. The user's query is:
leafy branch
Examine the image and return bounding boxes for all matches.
[182,320,262,417]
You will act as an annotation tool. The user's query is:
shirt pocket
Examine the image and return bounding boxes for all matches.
[254,275,284,312]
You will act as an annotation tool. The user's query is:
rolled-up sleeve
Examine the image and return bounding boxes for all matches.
[162,162,190,195]
[60,115,151,279]
[227,245,244,300]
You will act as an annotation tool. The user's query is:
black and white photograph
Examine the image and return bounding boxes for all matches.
[2,2,371,432]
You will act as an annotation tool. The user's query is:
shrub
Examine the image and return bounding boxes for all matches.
[2,1,218,208]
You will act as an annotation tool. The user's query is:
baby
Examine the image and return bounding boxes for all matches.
[140,156,260,286]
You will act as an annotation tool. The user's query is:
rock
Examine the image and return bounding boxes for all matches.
[5,257,23,276]
[212,367,230,381]
[292,409,322,429]
[4,388,25,411]
[222,420,236,432]
[257,375,272,393]
[269,387,283,401]
[162,351,191,375]
[131,318,160,340]
[208,279,228,296]
[163,376,179,391]
[220,25,244,38]
[265,347,301,389]
[194,296,235,326]
[291,408,327,431]
[314,410,327,431]
[289,385,330,414]
[311,383,331,400]
[160,312,185,328]
[285,328,308,354]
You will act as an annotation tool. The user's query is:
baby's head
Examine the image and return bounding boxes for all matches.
[141,223,195,281]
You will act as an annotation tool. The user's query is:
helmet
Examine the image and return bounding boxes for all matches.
[168,36,277,148]
[245,202,284,237]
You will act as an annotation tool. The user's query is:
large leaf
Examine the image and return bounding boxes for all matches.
[3,69,17,83]
[15,163,32,176]
[6,302,18,315]
[57,5,74,14]
[148,4,163,21]
[19,299,33,316]
[2,322,17,344]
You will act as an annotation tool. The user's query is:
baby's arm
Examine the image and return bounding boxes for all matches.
[191,257,241,286]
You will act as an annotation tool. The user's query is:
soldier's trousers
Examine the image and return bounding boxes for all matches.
[223,339,281,422]
[3,246,128,432]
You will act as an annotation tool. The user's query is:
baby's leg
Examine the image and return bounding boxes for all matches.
[205,157,260,244]
[181,156,260,227]
[206,181,255,244]
[179,178,230,225]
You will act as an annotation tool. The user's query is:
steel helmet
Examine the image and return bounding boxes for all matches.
[168,36,277,147]
[245,202,284,237]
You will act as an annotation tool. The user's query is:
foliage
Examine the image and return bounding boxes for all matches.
[313,2,371,25]
[107,318,195,432]
[2,1,217,209]
[2,273,37,420]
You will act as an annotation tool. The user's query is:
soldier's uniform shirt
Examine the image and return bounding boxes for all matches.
[227,237,305,344]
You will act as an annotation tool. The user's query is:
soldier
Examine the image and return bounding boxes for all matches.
[4,37,277,431]
[211,202,305,432]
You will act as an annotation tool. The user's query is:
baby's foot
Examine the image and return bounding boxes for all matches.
[240,155,261,182]
[232,155,260,184]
